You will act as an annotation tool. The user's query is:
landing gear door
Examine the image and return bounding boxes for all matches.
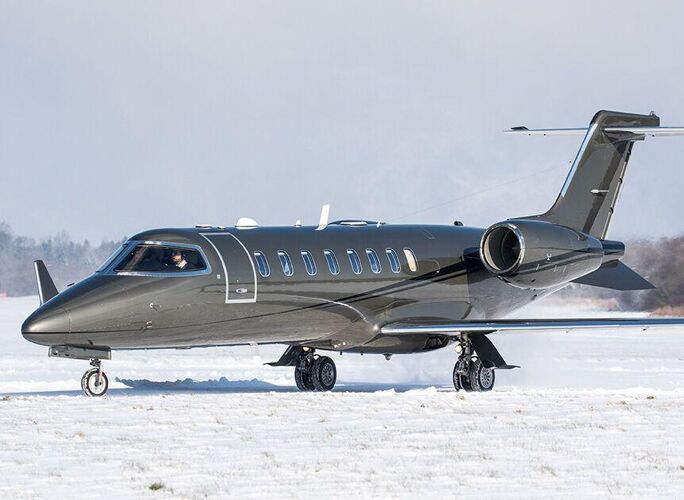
[201,233,256,303]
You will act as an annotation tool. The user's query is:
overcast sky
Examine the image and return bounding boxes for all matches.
[1,1,684,242]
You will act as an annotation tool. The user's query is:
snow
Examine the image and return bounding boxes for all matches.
[1,296,684,498]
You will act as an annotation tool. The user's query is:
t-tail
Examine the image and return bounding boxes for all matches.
[482,110,684,291]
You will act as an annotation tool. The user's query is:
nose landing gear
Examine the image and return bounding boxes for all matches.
[81,359,109,397]
[48,345,112,397]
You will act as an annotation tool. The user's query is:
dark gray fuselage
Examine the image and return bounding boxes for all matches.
[22,223,557,355]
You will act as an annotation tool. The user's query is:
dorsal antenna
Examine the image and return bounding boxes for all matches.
[316,204,330,231]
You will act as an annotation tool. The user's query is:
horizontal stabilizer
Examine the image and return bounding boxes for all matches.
[381,317,684,335]
[505,126,684,136]
[34,260,59,305]
[573,262,655,291]
[509,111,684,239]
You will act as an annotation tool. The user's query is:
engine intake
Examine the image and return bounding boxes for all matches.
[480,219,604,289]
[481,224,524,274]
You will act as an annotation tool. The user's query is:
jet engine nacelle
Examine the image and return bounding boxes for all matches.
[479,219,604,289]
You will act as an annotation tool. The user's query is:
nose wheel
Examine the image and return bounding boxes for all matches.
[81,359,109,397]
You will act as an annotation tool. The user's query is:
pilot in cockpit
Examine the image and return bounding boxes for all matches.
[169,249,188,270]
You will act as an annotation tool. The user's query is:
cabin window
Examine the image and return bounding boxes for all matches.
[114,244,207,274]
[366,249,381,274]
[277,251,294,276]
[403,248,418,272]
[347,249,362,274]
[324,249,340,275]
[301,250,317,276]
[254,251,270,277]
[385,248,401,273]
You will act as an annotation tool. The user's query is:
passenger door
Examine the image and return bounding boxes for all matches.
[201,233,257,303]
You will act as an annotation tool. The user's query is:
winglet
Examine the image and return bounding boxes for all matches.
[34,260,59,305]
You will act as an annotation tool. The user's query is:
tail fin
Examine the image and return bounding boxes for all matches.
[508,110,684,238]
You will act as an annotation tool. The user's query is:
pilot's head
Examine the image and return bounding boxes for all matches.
[171,249,184,265]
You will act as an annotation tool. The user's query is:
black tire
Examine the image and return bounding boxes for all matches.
[294,366,315,391]
[81,368,108,397]
[452,359,472,392]
[311,356,336,392]
[469,358,495,392]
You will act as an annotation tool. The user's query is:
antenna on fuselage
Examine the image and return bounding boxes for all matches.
[316,204,330,231]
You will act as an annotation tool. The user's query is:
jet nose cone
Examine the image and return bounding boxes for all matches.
[22,306,70,346]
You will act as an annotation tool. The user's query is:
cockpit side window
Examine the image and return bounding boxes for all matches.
[114,244,207,274]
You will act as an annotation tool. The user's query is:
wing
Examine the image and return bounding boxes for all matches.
[381,317,684,335]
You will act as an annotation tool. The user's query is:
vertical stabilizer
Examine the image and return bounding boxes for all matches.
[520,110,659,238]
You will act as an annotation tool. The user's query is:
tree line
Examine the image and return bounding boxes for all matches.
[0,221,682,312]
[0,222,123,296]
[560,235,684,314]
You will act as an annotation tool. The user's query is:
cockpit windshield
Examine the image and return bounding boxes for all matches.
[114,244,207,274]
[96,244,128,273]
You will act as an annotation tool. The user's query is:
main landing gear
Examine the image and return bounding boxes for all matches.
[265,346,337,391]
[294,348,337,392]
[81,359,109,397]
[452,337,495,392]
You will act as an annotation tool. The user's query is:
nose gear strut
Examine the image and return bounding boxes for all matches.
[81,359,109,397]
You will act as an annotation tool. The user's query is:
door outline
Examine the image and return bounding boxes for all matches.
[201,232,257,304]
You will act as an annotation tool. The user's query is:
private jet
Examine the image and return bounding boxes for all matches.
[22,110,684,396]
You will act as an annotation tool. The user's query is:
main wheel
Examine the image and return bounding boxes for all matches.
[311,356,336,392]
[81,368,109,397]
[294,366,315,391]
[452,362,473,392]
[469,358,495,392]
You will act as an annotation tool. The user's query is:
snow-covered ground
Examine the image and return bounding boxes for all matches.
[1,296,683,498]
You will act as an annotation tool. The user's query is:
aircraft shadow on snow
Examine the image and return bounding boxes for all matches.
[3,378,442,397]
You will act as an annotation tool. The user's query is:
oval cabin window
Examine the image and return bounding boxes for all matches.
[365,249,381,273]
[403,248,418,272]
[385,248,401,273]
[254,252,270,277]
[301,250,317,276]
[324,249,340,275]
[277,251,294,277]
[347,249,362,274]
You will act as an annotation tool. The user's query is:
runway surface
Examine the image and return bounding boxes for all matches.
[1,296,683,498]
